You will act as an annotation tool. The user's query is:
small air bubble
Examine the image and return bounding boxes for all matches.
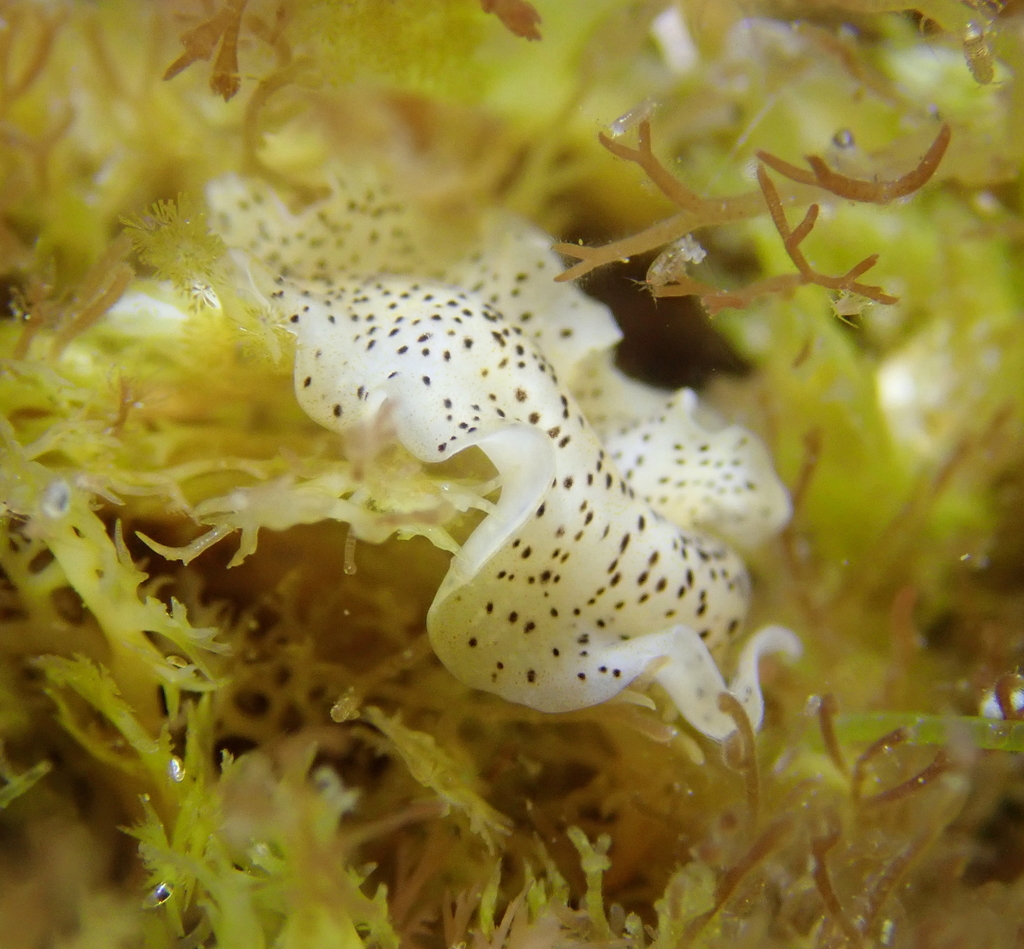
[40,479,71,518]
[167,756,184,782]
[145,882,173,907]
[832,128,855,149]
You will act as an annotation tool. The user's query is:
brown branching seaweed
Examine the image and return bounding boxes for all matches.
[391,826,447,947]
[859,833,930,943]
[10,268,57,359]
[756,166,898,305]
[851,728,910,804]
[246,1,294,63]
[597,121,706,215]
[651,268,805,316]
[780,427,827,626]
[684,815,795,943]
[164,0,250,101]
[719,692,761,831]
[859,750,953,808]
[0,1,70,268]
[240,59,324,197]
[553,122,768,285]
[0,103,73,193]
[756,124,951,204]
[11,233,135,359]
[555,120,950,313]
[0,2,65,117]
[811,821,863,948]
[480,0,542,40]
[792,22,913,108]
[790,427,824,518]
[645,162,899,311]
[815,694,849,777]
[884,586,919,704]
[850,727,957,812]
[49,234,135,358]
[106,377,141,439]
[442,883,484,948]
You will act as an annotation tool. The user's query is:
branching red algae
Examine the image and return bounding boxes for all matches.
[163,0,250,102]
[555,120,951,313]
[885,586,919,704]
[851,723,955,811]
[684,815,795,943]
[479,0,542,41]
[0,3,66,115]
[859,750,953,809]
[756,124,951,204]
[816,694,849,777]
[12,233,135,360]
[553,121,770,285]
[851,727,910,804]
[755,166,898,305]
[811,821,863,947]
[719,691,761,832]
[788,427,824,517]
[49,233,135,358]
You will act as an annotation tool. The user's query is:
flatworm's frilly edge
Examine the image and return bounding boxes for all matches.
[207,171,800,741]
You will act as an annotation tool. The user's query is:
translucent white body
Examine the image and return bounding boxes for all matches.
[208,172,799,740]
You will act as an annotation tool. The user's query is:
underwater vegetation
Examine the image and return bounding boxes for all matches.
[2,0,1024,946]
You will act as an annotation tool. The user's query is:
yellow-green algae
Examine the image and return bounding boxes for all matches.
[2,1,1024,947]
